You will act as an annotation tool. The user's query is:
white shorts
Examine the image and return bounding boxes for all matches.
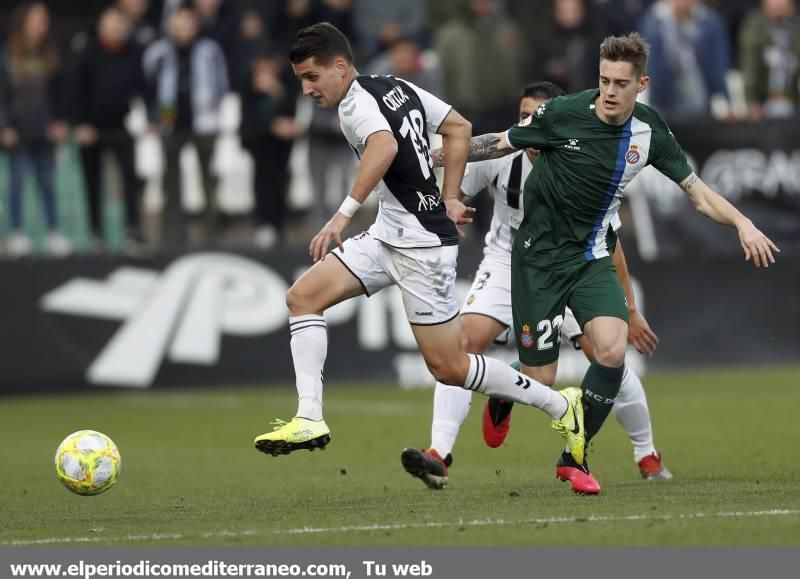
[460,252,584,346]
[461,253,513,343]
[331,228,459,325]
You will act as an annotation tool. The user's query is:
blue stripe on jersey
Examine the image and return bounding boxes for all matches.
[584,117,632,261]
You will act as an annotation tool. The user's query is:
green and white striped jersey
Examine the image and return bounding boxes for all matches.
[506,89,693,268]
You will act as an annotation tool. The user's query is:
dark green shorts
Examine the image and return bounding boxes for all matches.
[511,256,628,366]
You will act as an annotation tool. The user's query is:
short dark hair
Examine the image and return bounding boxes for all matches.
[289,22,353,66]
[173,5,197,18]
[599,32,650,77]
[520,81,565,102]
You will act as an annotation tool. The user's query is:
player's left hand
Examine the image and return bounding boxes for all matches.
[431,148,445,168]
[444,197,476,237]
[628,310,658,357]
[737,220,780,268]
[310,212,350,262]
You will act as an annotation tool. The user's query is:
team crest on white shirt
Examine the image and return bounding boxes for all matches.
[625,144,641,164]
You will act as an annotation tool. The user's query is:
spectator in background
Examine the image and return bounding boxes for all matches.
[118,0,158,47]
[436,0,524,134]
[354,0,426,60]
[0,2,70,257]
[706,0,762,62]
[143,6,229,250]
[161,0,184,31]
[232,8,266,93]
[263,0,354,54]
[640,0,732,120]
[367,36,444,95]
[275,0,319,48]
[509,0,555,46]
[536,0,605,93]
[739,0,800,119]
[319,0,355,43]
[593,0,656,36]
[305,105,354,230]
[428,0,466,30]
[69,7,147,252]
[240,49,299,249]
[192,0,240,66]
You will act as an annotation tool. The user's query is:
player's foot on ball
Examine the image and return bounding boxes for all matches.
[556,451,601,495]
[638,451,673,480]
[482,397,514,448]
[551,387,585,465]
[401,447,451,490]
[254,417,331,456]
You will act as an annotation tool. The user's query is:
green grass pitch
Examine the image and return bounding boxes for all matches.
[2,367,799,546]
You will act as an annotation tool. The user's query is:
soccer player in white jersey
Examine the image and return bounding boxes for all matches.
[253,23,588,464]
[401,83,671,493]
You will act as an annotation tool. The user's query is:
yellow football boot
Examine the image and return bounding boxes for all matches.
[550,387,585,465]
[254,417,331,456]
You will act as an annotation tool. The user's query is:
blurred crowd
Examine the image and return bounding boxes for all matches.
[0,0,798,257]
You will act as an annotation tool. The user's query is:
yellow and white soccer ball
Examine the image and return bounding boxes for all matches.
[54,430,121,496]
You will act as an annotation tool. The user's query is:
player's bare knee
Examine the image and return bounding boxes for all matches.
[285,282,317,316]
[427,357,467,387]
[461,333,488,354]
[284,285,301,315]
[592,341,626,367]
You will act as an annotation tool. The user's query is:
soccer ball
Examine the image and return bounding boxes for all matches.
[54,430,121,496]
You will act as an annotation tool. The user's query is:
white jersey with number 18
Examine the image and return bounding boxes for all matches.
[338,75,458,249]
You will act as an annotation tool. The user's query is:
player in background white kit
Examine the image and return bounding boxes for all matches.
[400,83,672,491]
[253,24,588,467]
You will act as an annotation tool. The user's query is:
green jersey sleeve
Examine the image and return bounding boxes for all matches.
[648,117,694,185]
[505,98,557,150]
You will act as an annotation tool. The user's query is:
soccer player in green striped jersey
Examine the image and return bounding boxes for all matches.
[464,32,779,493]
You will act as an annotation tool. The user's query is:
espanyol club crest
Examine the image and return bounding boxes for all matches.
[625,144,641,164]
[520,324,534,349]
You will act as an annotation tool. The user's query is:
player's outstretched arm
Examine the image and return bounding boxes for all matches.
[309,130,397,262]
[437,109,475,232]
[613,240,658,357]
[680,172,780,268]
[430,131,515,168]
[466,132,515,163]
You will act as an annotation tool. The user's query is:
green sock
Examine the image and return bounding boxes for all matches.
[581,361,624,443]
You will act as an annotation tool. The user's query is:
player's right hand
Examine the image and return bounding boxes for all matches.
[628,310,658,357]
[310,212,350,262]
[431,148,445,168]
[444,198,475,237]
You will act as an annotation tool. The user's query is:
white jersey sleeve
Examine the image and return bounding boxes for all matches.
[461,158,502,199]
[398,79,452,132]
[338,87,392,148]
[610,213,622,231]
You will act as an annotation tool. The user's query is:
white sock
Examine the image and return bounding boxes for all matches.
[289,315,327,421]
[613,366,656,463]
[465,354,566,419]
[430,382,472,457]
